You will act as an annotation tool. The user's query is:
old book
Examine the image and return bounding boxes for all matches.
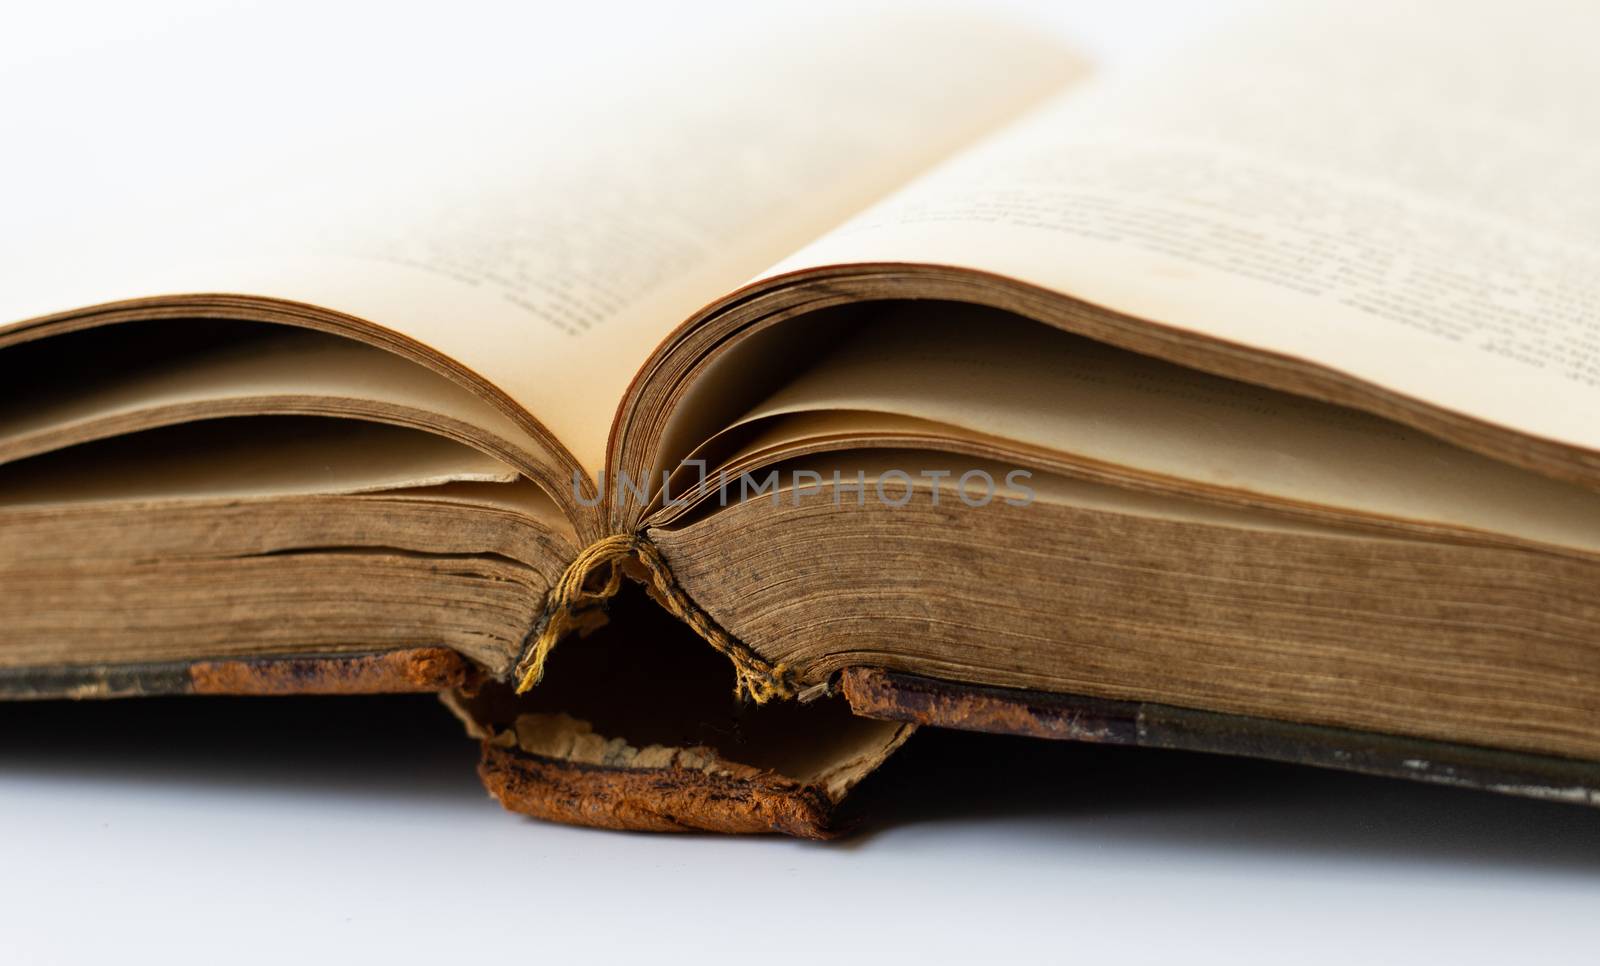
[3,1,1598,835]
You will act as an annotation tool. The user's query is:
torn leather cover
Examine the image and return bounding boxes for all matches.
[445,588,912,837]
[453,701,909,838]
[0,647,478,699]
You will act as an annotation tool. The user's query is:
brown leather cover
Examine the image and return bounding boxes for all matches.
[0,648,476,699]
[478,743,838,838]
[841,667,1600,808]
[8,651,1596,837]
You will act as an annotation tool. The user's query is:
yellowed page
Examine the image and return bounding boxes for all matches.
[767,0,1600,456]
[0,421,518,508]
[722,304,1600,555]
[0,326,552,471]
[1,10,1083,471]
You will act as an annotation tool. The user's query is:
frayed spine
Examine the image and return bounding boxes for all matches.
[512,533,797,703]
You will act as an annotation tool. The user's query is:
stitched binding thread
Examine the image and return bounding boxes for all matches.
[512,533,797,703]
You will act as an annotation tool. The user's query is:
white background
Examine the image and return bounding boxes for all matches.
[2,2,1597,963]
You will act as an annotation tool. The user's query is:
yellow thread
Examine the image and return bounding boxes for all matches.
[512,533,797,703]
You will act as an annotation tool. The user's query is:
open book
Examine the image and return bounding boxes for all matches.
[4,1,1598,835]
